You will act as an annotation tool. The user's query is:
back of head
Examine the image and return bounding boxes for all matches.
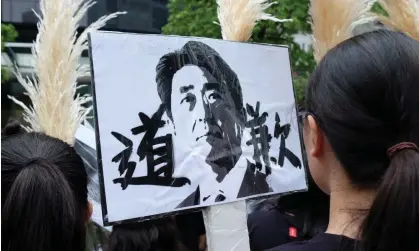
[107,218,187,251]
[1,120,88,251]
[306,30,419,251]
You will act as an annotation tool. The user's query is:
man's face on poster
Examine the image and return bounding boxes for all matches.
[171,65,243,182]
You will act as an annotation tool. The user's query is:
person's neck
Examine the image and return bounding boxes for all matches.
[326,185,376,239]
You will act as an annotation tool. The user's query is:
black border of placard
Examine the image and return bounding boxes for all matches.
[88,31,309,226]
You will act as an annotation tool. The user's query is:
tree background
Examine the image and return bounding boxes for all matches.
[371,1,387,16]
[1,23,18,83]
[162,0,315,106]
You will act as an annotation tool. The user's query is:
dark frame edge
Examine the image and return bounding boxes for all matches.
[88,32,111,226]
[286,46,310,193]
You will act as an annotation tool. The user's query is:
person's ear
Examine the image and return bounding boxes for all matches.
[307,115,324,158]
[85,201,93,224]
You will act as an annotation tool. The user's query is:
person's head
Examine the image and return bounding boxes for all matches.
[302,30,419,250]
[107,218,187,251]
[2,120,91,251]
[156,41,246,181]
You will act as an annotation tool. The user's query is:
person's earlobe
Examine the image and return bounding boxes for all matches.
[307,115,323,158]
[85,201,93,224]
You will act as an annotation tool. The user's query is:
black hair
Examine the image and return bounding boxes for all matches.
[155,40,244,122]
[107,218,188,251]
[1,120,88,251]
[306,30,419,251]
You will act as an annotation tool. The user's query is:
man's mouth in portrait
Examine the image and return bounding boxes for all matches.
[205,149,240,182]
[206,137,242,182]
[194,123,242,182]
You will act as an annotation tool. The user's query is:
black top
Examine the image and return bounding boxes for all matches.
[248,209,305,251]
[266,233,357,251]
[176,212,206,251]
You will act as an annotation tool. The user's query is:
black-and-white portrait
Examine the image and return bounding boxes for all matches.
[89,32,307,224]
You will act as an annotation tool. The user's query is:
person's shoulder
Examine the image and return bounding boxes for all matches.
[265,233,356,251]
[248,208,276,221]
[247,209,289,232]
[248,209,304,250]
[248,208,287,222]
[265,239,308,251]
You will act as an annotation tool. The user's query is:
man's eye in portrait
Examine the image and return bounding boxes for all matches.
[205,90,222,104]
[180,93,196,111]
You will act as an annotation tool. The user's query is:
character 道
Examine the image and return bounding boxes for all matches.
[111,104,191,190]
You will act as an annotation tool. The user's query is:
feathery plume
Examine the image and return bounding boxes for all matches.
[373,0,419,41]
[216,0,292,42]
[8,0,125,145]
[310,0,376,62]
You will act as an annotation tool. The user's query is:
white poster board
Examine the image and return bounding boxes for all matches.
[89,31,307,225]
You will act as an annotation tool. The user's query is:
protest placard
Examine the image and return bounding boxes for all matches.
[89,32,307,225]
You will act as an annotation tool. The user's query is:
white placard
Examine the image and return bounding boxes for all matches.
[89,31,307,225]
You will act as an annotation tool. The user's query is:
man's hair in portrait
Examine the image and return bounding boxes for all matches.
[155,40,244,123]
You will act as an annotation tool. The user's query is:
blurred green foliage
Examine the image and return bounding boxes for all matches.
[1,23,18,83]
[162,0,316,75]
[371,1,388,16]
[293,74,308,108]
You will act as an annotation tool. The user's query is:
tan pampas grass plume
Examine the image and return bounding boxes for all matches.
[8,0,125,145]
[216,0,292,42]
[310,0,376,62]
[373,0,419,41]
